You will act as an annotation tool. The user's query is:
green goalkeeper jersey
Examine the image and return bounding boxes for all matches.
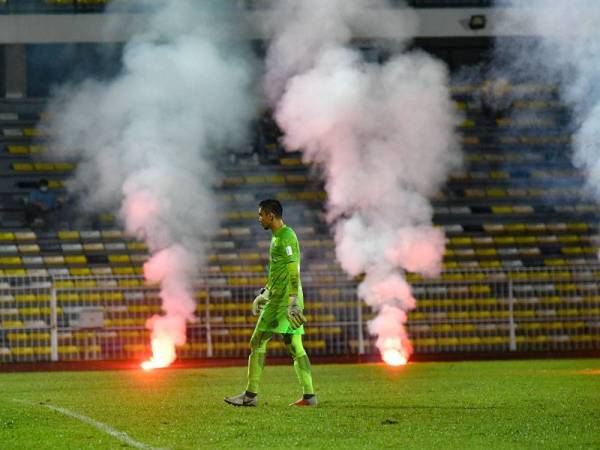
[265,225,303,308]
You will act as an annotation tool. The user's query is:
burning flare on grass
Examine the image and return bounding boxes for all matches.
[46,0,256,370]
[382,345,408,366]
[264,0,460,366]
[140,245,196,370]
[142,336,176,370]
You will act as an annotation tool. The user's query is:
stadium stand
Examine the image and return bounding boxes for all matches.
[0,78,599,362]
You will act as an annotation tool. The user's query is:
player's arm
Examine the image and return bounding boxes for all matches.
[285,242,306,329]
[287,261,299,298]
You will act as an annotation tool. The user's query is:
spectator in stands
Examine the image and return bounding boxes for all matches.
[24,179,62,228]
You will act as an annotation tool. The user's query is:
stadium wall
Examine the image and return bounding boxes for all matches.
[0,7,539,45]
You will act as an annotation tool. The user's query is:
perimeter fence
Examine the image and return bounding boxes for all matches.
[0,266,598,362]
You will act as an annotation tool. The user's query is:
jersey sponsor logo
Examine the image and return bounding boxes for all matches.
[285,245,293,256]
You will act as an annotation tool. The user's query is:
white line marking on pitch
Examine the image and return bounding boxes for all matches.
[13,399,166,450]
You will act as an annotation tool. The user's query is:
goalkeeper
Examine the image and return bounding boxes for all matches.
[225,199,316,407]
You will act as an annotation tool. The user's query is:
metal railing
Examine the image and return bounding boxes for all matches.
[0,266,598,363]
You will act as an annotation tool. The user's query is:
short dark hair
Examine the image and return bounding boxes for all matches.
[259,199,282,218]
[39,179,49,188]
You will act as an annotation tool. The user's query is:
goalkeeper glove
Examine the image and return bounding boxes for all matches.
[287,295,306,329]
[252,288,269,316]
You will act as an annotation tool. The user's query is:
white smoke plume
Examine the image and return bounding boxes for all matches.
[264,0,461,364]
[47,0,256,368]
[495,1,600,205]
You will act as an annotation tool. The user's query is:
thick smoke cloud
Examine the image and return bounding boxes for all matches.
[264,0,461,363]
[495,1,600,236]
[47,0,256,367]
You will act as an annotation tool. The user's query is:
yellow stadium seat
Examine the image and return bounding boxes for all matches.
[14,294,37,302]
[48,180,64,189]
[492,206,512,214]
[69,267,91,276]
[103,292,123,302]
[127,242,147,251]
[101,230,123,239]
[83,243,104,251]
[469,285,491,294]
[34,162,55,171]
[486,188,506,197]
[118,279,140,287]
[280,157,302,166]
[58,293,80,302]
[481,260,502,268]
[12,162,34,172]
[18,244,40,253]
[240,252,261,261]
[4,269,26,276]
[33,347,52,356]
[266,175,285,184]
[515,236,537,244]
[58,346,80,354]
[558,235,580,244]
[245,175,267,185]
[544,258,567,266]
[77,293,100,302]
[0,256,22,265]
[489,171,509,180]
[10,347,34,356]
[99,213,115,223]
[65,255,87,264]
[450,237,472,245]
[108,254,130,263]
[113,266,135,275]
[286,174,308,184]
[275,192,296,201]
[58,231,80,240]
[7,145,29,154]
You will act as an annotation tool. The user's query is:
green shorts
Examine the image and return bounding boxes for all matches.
[255,301,304,335]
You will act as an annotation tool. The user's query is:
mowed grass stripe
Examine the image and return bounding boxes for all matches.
[0,359,599,449]
[12,398,162,450]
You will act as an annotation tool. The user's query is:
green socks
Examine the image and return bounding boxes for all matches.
[246,350,266,394]
[294,354,314,395]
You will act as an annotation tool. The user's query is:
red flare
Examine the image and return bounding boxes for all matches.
[141,336,176,370]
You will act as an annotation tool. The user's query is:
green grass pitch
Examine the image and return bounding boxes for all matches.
[0,359,599,449]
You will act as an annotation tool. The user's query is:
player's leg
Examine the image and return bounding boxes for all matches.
[246,329,273,395]
[283,333,317,406]
[224,329,272,407]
